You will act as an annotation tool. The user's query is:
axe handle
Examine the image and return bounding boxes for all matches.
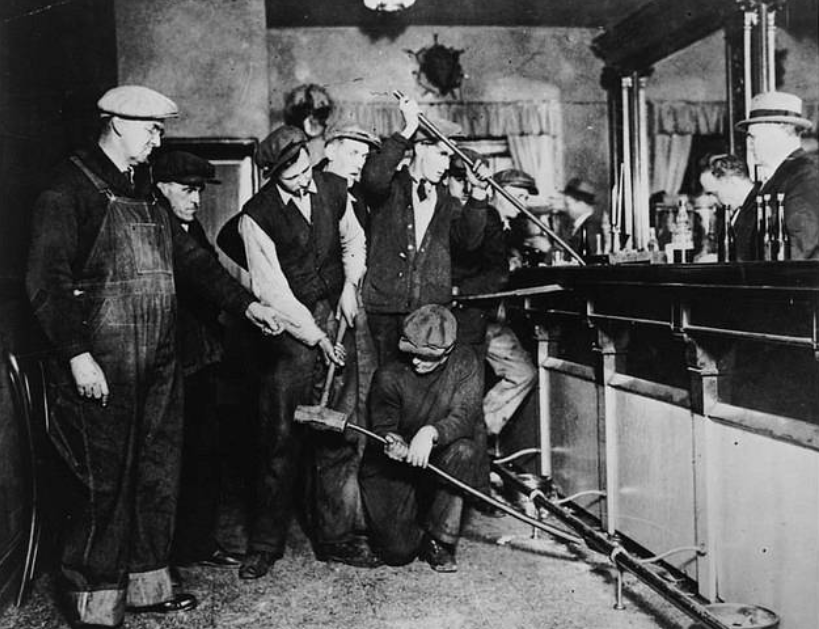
[319,316,348,408]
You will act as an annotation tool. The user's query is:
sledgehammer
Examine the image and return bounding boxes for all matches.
[294,317,349,428]
[294,409,581,545]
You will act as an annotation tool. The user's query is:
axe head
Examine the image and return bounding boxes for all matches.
[293,404,348,433]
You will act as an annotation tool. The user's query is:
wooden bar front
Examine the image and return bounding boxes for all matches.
[509,262,819,629]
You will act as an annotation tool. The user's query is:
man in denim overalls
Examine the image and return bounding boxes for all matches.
[26,86,285,628]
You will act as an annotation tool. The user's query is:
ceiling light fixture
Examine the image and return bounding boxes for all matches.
[363,0,416,12]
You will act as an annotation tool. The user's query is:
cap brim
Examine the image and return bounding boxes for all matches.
[267,140,308,174]
[736,115,814,130]
[398,338,450,358]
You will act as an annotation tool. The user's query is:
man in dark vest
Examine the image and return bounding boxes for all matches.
[152,151,245,571]
[235,125,380,579]
[26,86,286,629]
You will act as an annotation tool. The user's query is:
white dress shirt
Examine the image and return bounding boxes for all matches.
[239,182,366,346]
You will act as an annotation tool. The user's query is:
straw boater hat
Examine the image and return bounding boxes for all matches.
[736,91,814,131]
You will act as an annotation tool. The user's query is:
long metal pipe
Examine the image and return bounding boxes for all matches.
[392,90,586,266]
[492,464,737,629]
[342,423,581,545]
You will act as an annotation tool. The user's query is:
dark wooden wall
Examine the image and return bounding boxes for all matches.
[0,0,117,610]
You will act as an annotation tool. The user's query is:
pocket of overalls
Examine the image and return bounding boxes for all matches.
[131,222,172,274]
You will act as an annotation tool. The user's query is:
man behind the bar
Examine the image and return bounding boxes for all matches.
[361,304,483,572]
[699,153,758,261]
[151,151,245,572]
[236,125,379,580]
[359,96,489,367]
[737,91,819,259]
[26,86,285,628]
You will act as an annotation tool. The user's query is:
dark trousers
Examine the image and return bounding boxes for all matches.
[367,312,404,368]
[172,364,222,563]
[360,437,480,566]
[248,301,361,554]
[47,293,180,626]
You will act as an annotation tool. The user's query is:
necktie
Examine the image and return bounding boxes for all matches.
[417,180,428,202]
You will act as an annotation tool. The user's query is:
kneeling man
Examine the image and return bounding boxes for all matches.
[360,305,483,572]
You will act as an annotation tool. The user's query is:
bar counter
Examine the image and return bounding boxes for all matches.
[502,261,819,629]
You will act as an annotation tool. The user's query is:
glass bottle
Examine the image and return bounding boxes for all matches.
[674,198,694,263]
[775,193,790,261]
[754,195,765,260]
[719,205,736,262]
[762,193,775,261]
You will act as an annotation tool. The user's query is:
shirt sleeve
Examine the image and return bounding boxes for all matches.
[450,193,488,252]
[368,367,403,437]
[340,194,367,286]
[239,215,326,345]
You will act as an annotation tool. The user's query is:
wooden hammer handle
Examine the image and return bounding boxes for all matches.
[318,316,348,408]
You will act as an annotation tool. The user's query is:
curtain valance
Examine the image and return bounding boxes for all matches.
[332,100,562,138]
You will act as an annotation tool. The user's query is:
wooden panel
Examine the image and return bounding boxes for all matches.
[615,391,699,578]
[547,368,604,518]
[713,424,819,629]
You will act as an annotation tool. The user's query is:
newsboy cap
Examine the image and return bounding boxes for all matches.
[398,304,457,359]
[97,85,179,120]
[494,169,539,195]
[563,177,596,205]
[256,126,308,175]
[325,125,382,149]
[414,116,465,144]
[153,151,220,186]
[736,91,813,131]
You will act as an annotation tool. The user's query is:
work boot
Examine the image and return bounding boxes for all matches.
[419,536,457,573]
[126,593,198,614]
[316,538,383,568]
[239,551,276,580]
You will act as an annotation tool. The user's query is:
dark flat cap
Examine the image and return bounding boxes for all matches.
[256,126,308,174]
[398,304,457,359]
[98,85,178,120]
[153,151,220,185]
[449,148,485,177]
[563,177,596,204]
[325,125,381,148]
[494,169,539,195]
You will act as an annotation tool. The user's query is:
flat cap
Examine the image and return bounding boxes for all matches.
[494,169,539,195]
[256,126,308,174]
[325,125,381,148]
[736,91,813,131]
[98,85,179,120]
[399,304,457,359]
[414,116,465,144]
[563,177,596,204]
[153,151,220,186]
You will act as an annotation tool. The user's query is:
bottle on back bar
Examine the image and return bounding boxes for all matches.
[673,198,695,263]
[719,205,736,262]
[763,193,775,261]
[775,192,790,261]
[754,195,765,260]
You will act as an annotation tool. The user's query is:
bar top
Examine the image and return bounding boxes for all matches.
[512,261,819,294]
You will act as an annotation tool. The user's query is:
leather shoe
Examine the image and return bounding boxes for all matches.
[419,536,457,573]
[126,592,198,614]
[239,551,276,580]
[185,548,243,569]
[316,539,383,568]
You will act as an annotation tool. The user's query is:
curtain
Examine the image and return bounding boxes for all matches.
[506,134,561,199]
[651,133,693,196]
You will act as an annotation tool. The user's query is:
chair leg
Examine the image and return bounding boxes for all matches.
[15,507,38,606]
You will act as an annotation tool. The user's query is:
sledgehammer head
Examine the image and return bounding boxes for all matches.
[293,404,348,433]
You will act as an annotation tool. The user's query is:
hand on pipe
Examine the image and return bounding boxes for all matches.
[384,432,409,461]
[406,425,438,468]
[70,352,109,406]
[398,96,420,139]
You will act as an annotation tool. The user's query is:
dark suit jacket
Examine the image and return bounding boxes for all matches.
[732,185,761,262]
[759,149,819,260]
